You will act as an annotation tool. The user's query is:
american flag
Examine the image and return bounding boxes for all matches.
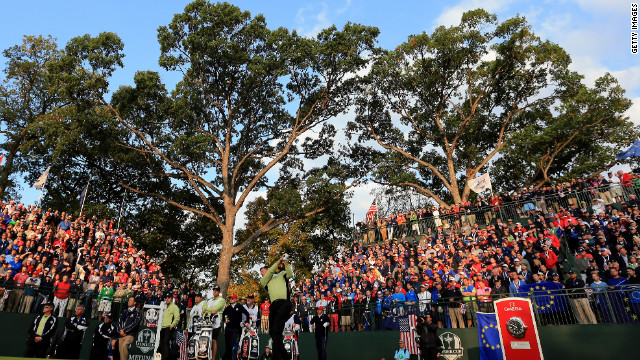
[176,329,188,360]
[366,202,378,223]
[398,315,419,355]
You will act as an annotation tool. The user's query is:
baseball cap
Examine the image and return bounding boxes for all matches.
[212,285,221,291]
[566,270,575,274]
[317,306,324,311]
[230,294,238,299]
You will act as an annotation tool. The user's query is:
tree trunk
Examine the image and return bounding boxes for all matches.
[217,228,235,298]
[0,142,19,200]
[447,156,463,205]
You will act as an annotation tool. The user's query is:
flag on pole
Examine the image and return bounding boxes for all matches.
[118,192,127,219]
[33,167,51,190]
[176,329,188,360]
[366,201,378,223]
[616,138,640,159]
[0,154,4,166]
[476,312,504,360]
[468,173,492,194]
[80,182,89,205]
[398,314,419,355]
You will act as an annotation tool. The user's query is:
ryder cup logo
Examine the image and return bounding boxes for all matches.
[145,308,159,327]
[439,332,464,360]
[136,329,156,353]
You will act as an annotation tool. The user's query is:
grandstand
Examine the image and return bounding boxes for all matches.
[1,171,640,359]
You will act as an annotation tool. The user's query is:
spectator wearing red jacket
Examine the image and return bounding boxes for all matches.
[53,275,71,317]
[540,245,558,273]
[6,267,30,312]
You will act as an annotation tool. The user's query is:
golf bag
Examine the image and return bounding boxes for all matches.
[188,314,219,360]
[237,321,259,360]
[282,329,298,360]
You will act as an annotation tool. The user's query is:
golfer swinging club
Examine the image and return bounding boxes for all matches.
[260,254,293,360]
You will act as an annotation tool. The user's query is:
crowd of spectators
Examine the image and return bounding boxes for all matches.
[358,170,639,239]
[2,167,640,336]
[0,201,196,321]
[283,170,640,330]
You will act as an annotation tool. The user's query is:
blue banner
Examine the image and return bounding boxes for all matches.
[616,138,640,159]
[519,282,568,313]
[476,312,504,360]
[630,286,640,304]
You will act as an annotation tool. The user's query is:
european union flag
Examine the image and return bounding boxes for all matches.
[519,282,568,313]
[476,312,504,360]
[630,286,640,304]
[616,139,640,159]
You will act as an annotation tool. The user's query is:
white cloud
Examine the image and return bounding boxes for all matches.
[626,97,640,126]
[433,0,515,28]
[566,0,629,15]
[296,3,331,38]
[336,0,352,15]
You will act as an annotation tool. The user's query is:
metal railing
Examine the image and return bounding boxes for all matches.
[288,285,640,331]
[2,282,638,330]
[355,184,640,244]
[0,283,158,319]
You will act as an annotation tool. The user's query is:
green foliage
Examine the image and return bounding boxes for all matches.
[125,197,222,287]
[491,72,636,190]
[347,9,583,206]
[103,1,376,293]
[234,188,352,283]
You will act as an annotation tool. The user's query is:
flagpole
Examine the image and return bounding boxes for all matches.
[117,190,127,231]
[36,186,45,210]
[36,174,49,210]
[79,179,91,218]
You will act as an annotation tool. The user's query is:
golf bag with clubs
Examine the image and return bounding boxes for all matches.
[283,313,301,360]
[237,320,260,360]
[188,314,220,360]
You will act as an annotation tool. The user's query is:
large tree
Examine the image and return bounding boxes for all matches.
[347,9,591,207]
[0,33,131,210]
[99,1,377,294]
[491,72,635,190]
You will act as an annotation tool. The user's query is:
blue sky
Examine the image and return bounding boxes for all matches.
[1,0,638,222]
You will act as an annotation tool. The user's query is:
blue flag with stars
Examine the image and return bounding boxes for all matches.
[616,138,640,159]
[630,286,640,304]
[519,282,568,313]
[476,312,504,360]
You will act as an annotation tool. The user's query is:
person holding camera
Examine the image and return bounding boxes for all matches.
[416,313,441,360]
[260,255,293,360]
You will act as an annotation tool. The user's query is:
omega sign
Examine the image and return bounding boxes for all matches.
[502,302,523,312]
